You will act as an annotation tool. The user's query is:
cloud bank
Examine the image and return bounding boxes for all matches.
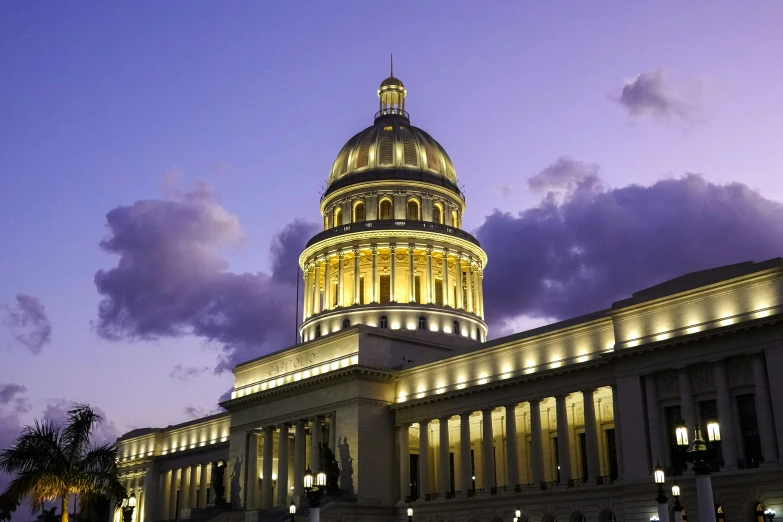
[2,294,52,354]
[94,183,319,372]
[477,157,783,334]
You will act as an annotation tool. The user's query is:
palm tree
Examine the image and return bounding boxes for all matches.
[0,404,126,522]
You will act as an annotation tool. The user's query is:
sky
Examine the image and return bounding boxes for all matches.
[2,1,783,496]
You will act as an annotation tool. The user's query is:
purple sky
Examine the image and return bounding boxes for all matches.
[2,0,783,458]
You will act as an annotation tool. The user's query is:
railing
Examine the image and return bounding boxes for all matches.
[305,219,481,248]
[375,107,409,119]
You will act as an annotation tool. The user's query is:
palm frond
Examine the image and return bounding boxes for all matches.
[61,405,102,460]
[3,470,67,512]
[0,421,66,475]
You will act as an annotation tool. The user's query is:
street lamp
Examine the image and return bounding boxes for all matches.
[651,516,660,522]
[303,467,327,522]
[764,510,776,522]
[653,462,669,522]
[121,493,136,522]
[289,499,296,522]
[407,504,413,522]
[675,423,724,522]
[516,508,522,519]
[672,480,684,522]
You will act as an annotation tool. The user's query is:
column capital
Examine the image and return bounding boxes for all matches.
[555,393,570,401]
[371,244,378,254]
[337,250,345,259]
[389,244,396,253]
[459,411,472,419]
[481,407,495,415]
[352,247,360,255]
[426,246,434,255]
[581,388,597,396]
[438,416,451,424]
[504,403,518,411]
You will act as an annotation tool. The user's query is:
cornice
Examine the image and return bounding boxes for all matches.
[300,230,487,269]
[321,179,466,214]
[301,302,487,331]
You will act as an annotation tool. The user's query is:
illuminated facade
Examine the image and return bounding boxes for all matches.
[116,74,783,522]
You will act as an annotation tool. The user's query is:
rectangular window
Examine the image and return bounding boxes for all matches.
[435,279,443,306]
[414,275,421,303]
[449,452,455,494]
[359,276,365,305]
[737,393,762,468]
[553,436,560,485]
[470,449,476,490]
[578,432,588,480]
[380,275,391,304]
[409,453,420,501]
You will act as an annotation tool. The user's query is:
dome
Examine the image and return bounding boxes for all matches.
[327,120,457,187]
[380,75,404,88]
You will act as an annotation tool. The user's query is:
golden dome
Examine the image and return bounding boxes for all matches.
[327,120,457,187]
[327,73,457,189]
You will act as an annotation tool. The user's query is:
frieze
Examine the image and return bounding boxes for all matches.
[600,400,613,422]
[575,406,584,427]
[657,371,679,399]
[691,364,714,393]
[728,355,753,387]
[264,352,319,377]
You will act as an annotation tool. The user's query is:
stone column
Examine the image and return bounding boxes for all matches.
[645,376,665,470]
[398,424,410,502]
[555,395,572,486]
[466,260,474,313]
[610,384,625,479]
[293,420,306,497]
[438,417,450,495]
[323,256,331,311]
[168,469,179,520]
[142,466,159,522]
[426,247,434,303]
[696,475,717,522]
[246,432,260,510]
[260,427,274,509]
[371,246,378,302]
[714,360,738,469]
[678,367,696,431]
[353,248,360,304]
[408,243,416,302]
[311,416,322,473]
[198,463,209,508]
[505,404,519,488]
[328,413,337,453]
[583,389,600,483]
[390,245,397,302]
[472,267,480,316]
[336,251,344,307]
[277,424,290,507]
[753,352,780,464]
[455,255,464,310]
[481,408,495,491]
[313,261,321,314]
[477,269,485,319]
[442,249,450,307]
[459,413,472,495]
[180,467,190,512]
[419,420,430,499]
[188,466,198,508]
[530,400,546,487]
[161,471,172,520]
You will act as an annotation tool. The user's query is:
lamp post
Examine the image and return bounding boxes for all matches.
[515,508,522,520]
[120,493,136,522]
[671,480,683,522]
[407,504,413,522]
[765,510,776,522]
[653,462,669,522]
[303,467,327,522]
[289,499,296,522]
[674,420,723,522]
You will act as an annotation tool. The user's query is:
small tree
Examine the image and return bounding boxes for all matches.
[0,404,126,522]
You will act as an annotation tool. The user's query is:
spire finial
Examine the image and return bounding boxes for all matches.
[390,53,394,77]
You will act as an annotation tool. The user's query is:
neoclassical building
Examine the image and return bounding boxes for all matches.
[115,73,783,522]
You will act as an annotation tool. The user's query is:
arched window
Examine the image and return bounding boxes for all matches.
[353,201,365,222]
[433,203,443,224]
[599,510,618,522]
[315,325,321,338]
[453,320,460,335]
[418,316,427,330]
[451,210,459,228]
[475,326,480,340]
[342,318,350,329]
[407,199,420,220]
[379,315,388,329]
[334,207,343,227]
[570,512,587,522]
[379,198,393,220]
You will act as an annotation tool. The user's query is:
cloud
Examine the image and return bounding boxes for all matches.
[183,404,222,420]
[477,160,783,333]
[493,185,514,198]
[2,294,52,354]
[94,182,320,372]
[41,400,119,446]
[169,365,210,381]
[0,384,29,414]
[527,156,601,198]
[613,69,694,122]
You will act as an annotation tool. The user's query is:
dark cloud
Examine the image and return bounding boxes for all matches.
[477,161,783,334]
[169,365,210,381]
[526,157,601,197]
[2,294,52,354]
[613,69,692,121]
[41,400,119,446]
[94,183,319,372]
[0,384,28,414]
[183,405,222,420]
